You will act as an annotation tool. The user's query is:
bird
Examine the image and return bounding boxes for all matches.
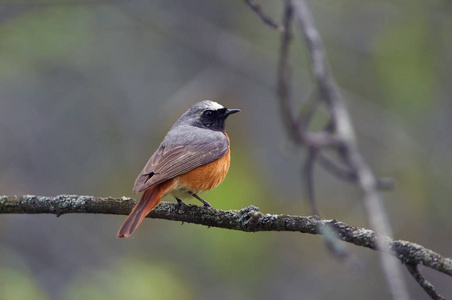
[117,100,240,238]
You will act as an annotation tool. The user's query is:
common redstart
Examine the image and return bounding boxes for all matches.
[117,100,240,238]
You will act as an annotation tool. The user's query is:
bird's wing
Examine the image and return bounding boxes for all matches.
[133,133,229,194]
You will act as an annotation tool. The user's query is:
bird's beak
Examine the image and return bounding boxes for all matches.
[224,108,240,117]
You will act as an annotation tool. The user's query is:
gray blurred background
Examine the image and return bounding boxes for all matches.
[0,0,451,299]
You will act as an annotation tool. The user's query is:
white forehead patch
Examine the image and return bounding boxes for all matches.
[205,100,224,110]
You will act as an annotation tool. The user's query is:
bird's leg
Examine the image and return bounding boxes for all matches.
[187,191,212,207]
[174,197,187,207]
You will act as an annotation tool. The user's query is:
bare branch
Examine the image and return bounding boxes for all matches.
[317,152,394,190]
[302,147,318,216]
[1,194,451,283]
[290,0,409,298]
[406,264,445,300]
[277,0,298,140]
[276,3,339,150]
[244,0,285,31]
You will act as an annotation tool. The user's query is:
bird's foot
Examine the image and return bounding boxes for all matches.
[188,192,212,207]
[175,197,188,208]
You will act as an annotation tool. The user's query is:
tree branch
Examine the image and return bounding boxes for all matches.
[244,0,285,31]
[274,0,411,298]
[1,194,451,285]
[406,264,446,300]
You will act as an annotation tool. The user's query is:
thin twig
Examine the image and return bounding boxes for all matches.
[317,151,356,179]
[277,0,298,140]
[303,149,352,260]
[245,0,285,31]
[406,264,445,300]
[278,0,352,262]
[317,152,394,190]
[291,0,410,299]
[277,0,338,150]
[302,147,318,216]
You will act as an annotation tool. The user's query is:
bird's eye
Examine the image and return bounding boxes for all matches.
[204,110,215,119]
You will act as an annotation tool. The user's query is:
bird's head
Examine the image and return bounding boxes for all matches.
[178,100,240,131]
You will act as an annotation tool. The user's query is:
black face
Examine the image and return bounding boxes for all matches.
[199,108,239,131]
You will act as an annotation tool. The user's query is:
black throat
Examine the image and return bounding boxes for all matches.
[199,108,228,131]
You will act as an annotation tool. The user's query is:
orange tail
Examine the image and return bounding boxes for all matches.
[117,187,163,238]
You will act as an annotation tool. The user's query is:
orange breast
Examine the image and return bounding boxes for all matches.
[175,148,230,194]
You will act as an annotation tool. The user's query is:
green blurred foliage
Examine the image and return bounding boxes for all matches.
[66,259,195,300]
[0,267,48,300]
[0,253,49,300]
[0,6,92,77]
[374,10,435,117]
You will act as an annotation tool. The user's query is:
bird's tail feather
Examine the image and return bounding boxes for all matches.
[117,187,162,238]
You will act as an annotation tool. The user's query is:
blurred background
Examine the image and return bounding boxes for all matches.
[1,0,451,299]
